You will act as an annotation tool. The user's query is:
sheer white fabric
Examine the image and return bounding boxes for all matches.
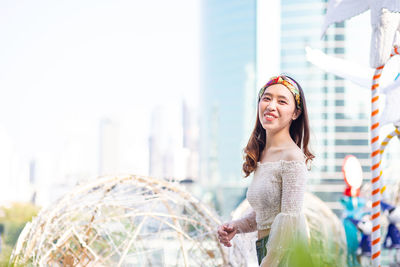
[259,160,310,267]
[260,212,309,266]
[232,209,257,233]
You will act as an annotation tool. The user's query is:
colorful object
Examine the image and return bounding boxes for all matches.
[380,127,400,158]
[348,215,373,266]
[381,201,396,213]
[381,201,400,264]
[344,187,360,198]
[323,0,400,262]
[379,126,400,194]
[369,47,400,266]
[341,155,366,266]
[384,224,400,249]
[343,217,360,267]
[342,155,363,197]
[258,76,302,110]
[341,196,366,267]
[360,229,372,257]
[370,62,383,266]
[356,216,372,257]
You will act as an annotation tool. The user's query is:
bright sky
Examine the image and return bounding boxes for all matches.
[0,0,200,178]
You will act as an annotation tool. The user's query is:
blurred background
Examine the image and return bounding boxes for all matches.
[1,0,400,264]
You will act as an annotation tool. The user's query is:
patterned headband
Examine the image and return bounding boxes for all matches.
[258,76,302,110]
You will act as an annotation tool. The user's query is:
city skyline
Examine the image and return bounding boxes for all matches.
[1,0,400,216]
[0,0,200,206]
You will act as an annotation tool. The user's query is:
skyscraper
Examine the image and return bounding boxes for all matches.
[279,0,370,214]
[182,100,200,181]
[200,0,257,217]
[200,0,378,217]
[148,100,198,182]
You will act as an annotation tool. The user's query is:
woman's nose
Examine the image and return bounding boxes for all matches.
[267,101,276,110]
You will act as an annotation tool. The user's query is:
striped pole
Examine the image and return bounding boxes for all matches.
[379,127,400,194]
[370,46,400,266]
[371,64,383,267]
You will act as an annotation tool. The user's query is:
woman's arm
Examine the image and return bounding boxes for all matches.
[232,208,257,233]
[217,208,257,247]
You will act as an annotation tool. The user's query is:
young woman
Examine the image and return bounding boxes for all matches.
[217,75,314,266]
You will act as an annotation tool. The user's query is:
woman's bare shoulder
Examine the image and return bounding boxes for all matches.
[281,146,305,162]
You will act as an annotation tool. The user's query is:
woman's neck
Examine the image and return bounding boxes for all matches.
[264,129,293,150]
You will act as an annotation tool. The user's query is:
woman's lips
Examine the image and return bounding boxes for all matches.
[264,114,276,121]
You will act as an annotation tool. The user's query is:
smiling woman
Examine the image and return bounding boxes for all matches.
[217,74,316,267]
[245,74,313,176]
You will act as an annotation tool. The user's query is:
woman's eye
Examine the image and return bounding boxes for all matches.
[263,97,271,101]
[279,100,287,104]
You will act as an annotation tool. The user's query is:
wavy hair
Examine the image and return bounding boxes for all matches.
[242,74,314,177]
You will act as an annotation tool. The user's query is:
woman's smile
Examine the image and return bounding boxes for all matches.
[264,112,278,122]
[265,115,276,122]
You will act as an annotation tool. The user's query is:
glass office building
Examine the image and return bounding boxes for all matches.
[280,0,370,214]
[200,0,400,217]
[200,0,257,217]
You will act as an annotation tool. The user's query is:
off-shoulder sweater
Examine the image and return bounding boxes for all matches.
[233,160,310,267]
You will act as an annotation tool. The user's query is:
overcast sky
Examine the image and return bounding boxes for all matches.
[0,0,200,174]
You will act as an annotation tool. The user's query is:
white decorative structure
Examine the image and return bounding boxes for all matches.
[320,2,400,264]
[322,0,400,68]
[10,175,247,266]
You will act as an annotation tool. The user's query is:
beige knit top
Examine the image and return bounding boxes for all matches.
[247,159,308,230]
[232,159,310,267]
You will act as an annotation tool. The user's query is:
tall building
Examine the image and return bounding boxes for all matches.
[149,105,168,179]
[182,100,199,181]
[279,0,370,214]
[200,0,389,217]
[148,101,198,182]
[200,0,257,217]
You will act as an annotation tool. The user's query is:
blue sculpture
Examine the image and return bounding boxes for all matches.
[382,201,400,263]
[341,195,366,267]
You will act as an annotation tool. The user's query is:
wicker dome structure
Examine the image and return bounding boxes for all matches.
[10,175,247,266]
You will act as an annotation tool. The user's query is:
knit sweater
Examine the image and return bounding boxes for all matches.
[233,160,310,267]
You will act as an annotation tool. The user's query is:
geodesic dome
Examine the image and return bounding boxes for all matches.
[10,175,247,266]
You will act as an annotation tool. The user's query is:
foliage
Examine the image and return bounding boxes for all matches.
[0,202,40,267]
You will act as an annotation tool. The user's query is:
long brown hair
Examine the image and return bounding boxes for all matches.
[242,74,314,177]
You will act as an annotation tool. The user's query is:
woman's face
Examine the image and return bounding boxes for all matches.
[258,84,300,133]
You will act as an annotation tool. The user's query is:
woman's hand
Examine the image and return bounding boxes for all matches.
[217,222,238,247]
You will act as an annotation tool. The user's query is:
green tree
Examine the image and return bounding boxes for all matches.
[0,202,40,267]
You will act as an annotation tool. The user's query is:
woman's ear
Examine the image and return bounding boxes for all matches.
[292,109,301,120]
